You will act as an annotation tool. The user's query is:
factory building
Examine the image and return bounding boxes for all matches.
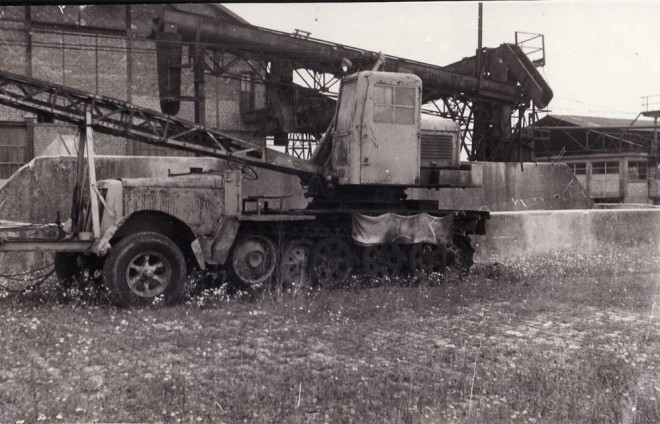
[0,4,264,182]
[535,114,660,205]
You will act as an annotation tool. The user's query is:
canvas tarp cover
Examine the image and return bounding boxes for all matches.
[352,213,453,246]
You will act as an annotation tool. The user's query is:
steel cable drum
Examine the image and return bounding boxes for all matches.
[155,31,182,116]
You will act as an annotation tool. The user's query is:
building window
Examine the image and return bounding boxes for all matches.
[373,84,416,125]
[240,73,256,112]
[592,161,619,175]
[627,161,647,181]
[0,124,30,179]
[571,162,586,175]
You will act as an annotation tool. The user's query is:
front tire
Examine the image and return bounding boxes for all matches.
[102,232,187,308]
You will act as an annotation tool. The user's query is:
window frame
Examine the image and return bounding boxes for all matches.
[592,161,619,175]
[571,162,586,175]
[0,121,32,179]
[372,83,416,126]
[627,160,648,181]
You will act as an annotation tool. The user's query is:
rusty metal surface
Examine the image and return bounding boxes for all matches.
[123,176,225,236]
[0,240,93,252]
[237,214,315,222]
[120,174,225,189]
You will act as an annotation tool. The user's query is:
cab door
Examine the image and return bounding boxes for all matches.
[331,77,360,185]
[360,75,421,185]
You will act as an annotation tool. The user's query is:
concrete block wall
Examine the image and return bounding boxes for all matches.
[474,209,660,261]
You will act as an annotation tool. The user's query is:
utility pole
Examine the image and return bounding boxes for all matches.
[476,2,483,76]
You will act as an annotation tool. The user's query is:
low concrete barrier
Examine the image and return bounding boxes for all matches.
[409,162,594,211]
[474,208,660,261]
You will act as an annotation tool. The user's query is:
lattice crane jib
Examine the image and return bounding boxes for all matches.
[0,69,319,179]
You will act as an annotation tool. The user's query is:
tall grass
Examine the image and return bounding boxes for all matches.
[0,245,658,423]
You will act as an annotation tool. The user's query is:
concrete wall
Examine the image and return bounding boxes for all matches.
[409,162,594,211]
[473,208,660,261]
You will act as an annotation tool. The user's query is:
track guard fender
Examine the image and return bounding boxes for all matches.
[208,217,241,266]
[90,224,119,257]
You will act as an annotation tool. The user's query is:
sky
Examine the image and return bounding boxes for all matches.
[224,1,660,120]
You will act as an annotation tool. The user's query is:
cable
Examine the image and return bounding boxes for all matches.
[0,259,55,277]
[541,66,637,116]
[0,261,55,283]
[0,268,55,294]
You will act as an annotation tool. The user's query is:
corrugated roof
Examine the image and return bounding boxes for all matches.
[539,114,655,129]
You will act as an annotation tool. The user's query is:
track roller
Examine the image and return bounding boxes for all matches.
[361,243,405,279]
[310,237,353,288]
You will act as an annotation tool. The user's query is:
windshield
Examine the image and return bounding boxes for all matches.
[334,80,357,133]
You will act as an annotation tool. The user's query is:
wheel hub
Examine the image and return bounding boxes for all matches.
[311,237,353,287]
[247,250,265,268]
[409,243,447,274]
[231,235,277,286]
[126,252,171,298]
[362,243,403,278]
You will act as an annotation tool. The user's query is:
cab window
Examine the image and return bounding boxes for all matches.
[373,84,416,125]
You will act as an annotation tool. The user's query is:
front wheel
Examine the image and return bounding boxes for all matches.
[102,232,187,308]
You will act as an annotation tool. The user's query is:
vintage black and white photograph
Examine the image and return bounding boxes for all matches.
[0,1,658,423]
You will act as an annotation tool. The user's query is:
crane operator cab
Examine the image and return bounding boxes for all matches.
[330,71,475,188]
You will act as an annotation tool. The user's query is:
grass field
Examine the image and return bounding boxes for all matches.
[0,246,658,423]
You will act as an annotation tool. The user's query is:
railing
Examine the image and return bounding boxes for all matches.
[515,31,545,67]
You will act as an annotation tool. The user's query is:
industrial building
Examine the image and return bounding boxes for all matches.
[535,114,660,204]
[0,3,559,186]
[0,3,263,182]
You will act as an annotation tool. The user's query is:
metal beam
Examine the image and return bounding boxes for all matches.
[0,240,94,252]
[157,8,523,104]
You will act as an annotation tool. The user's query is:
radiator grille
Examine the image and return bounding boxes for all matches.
[420,133,456,164]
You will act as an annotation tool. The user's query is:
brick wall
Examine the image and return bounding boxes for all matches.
[0,4,265,157]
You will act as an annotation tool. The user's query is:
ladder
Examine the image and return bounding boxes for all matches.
[0,69,319,178]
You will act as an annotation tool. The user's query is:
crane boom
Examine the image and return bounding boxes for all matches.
[0,69,319,178]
